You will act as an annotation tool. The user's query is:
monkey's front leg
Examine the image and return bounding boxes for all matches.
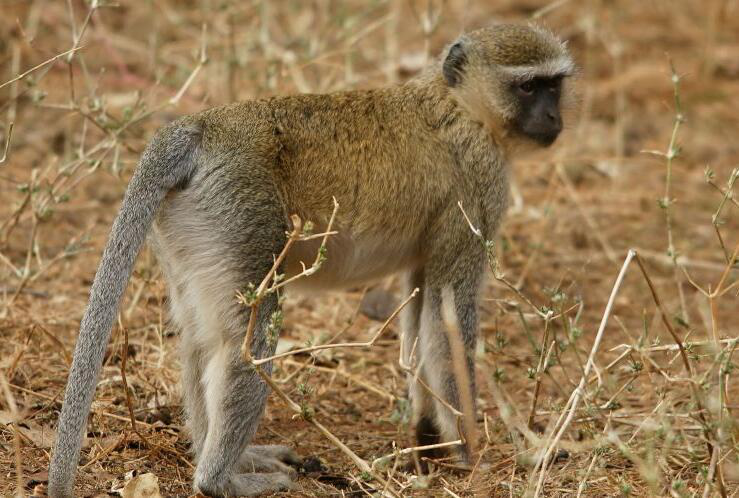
[416,254,482,467]
[400,270,442,473]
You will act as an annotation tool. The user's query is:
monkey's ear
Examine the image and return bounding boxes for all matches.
[443,41,467,87]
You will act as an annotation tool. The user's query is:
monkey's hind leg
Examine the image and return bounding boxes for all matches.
[183,321,299,486]
[159,177,297,497]
[189,279,296,497]
[180,327,208,458]
[152,233,210,458]
[193,302,294,497]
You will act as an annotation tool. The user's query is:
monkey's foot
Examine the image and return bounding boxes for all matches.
[403,444,471,475]
[238,444,303,477]
[195,471,295,497]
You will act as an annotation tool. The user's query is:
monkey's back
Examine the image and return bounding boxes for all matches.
[199,87,453,223]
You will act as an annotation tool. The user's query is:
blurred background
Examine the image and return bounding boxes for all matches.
[1,1,737,496]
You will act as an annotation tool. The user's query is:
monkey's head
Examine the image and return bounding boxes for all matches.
[442,24,575,148]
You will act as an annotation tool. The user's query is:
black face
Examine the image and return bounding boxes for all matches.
[512,76,563,146]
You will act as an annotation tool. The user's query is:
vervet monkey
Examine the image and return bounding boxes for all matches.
[48,23,574,497]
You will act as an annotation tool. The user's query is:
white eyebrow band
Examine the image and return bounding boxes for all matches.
[503,56,576,81]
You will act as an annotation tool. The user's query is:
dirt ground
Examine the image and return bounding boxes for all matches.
[1,1,738,496]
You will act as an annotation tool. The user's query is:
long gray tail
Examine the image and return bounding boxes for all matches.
[48,119,201,497]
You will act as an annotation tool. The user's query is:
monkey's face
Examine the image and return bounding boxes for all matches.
[510,76,564,146]
[441,24,575,150]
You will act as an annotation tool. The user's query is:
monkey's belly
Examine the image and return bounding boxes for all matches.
[284,232,419,292]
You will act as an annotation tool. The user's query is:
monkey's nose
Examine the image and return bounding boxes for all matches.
[547,111,562,131]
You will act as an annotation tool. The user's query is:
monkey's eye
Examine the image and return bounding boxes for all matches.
[518,81,535,95]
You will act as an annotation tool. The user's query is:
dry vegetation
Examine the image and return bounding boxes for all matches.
[1,0,738,496]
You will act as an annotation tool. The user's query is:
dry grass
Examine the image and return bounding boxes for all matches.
[1,0,738,496]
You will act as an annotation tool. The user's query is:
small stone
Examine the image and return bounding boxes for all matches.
[122,473,162,498]
[360,287,398,321]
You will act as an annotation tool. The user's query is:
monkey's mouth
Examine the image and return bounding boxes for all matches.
[530,131,560,147]
[516,126,562,147]
[515,113,563,147]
